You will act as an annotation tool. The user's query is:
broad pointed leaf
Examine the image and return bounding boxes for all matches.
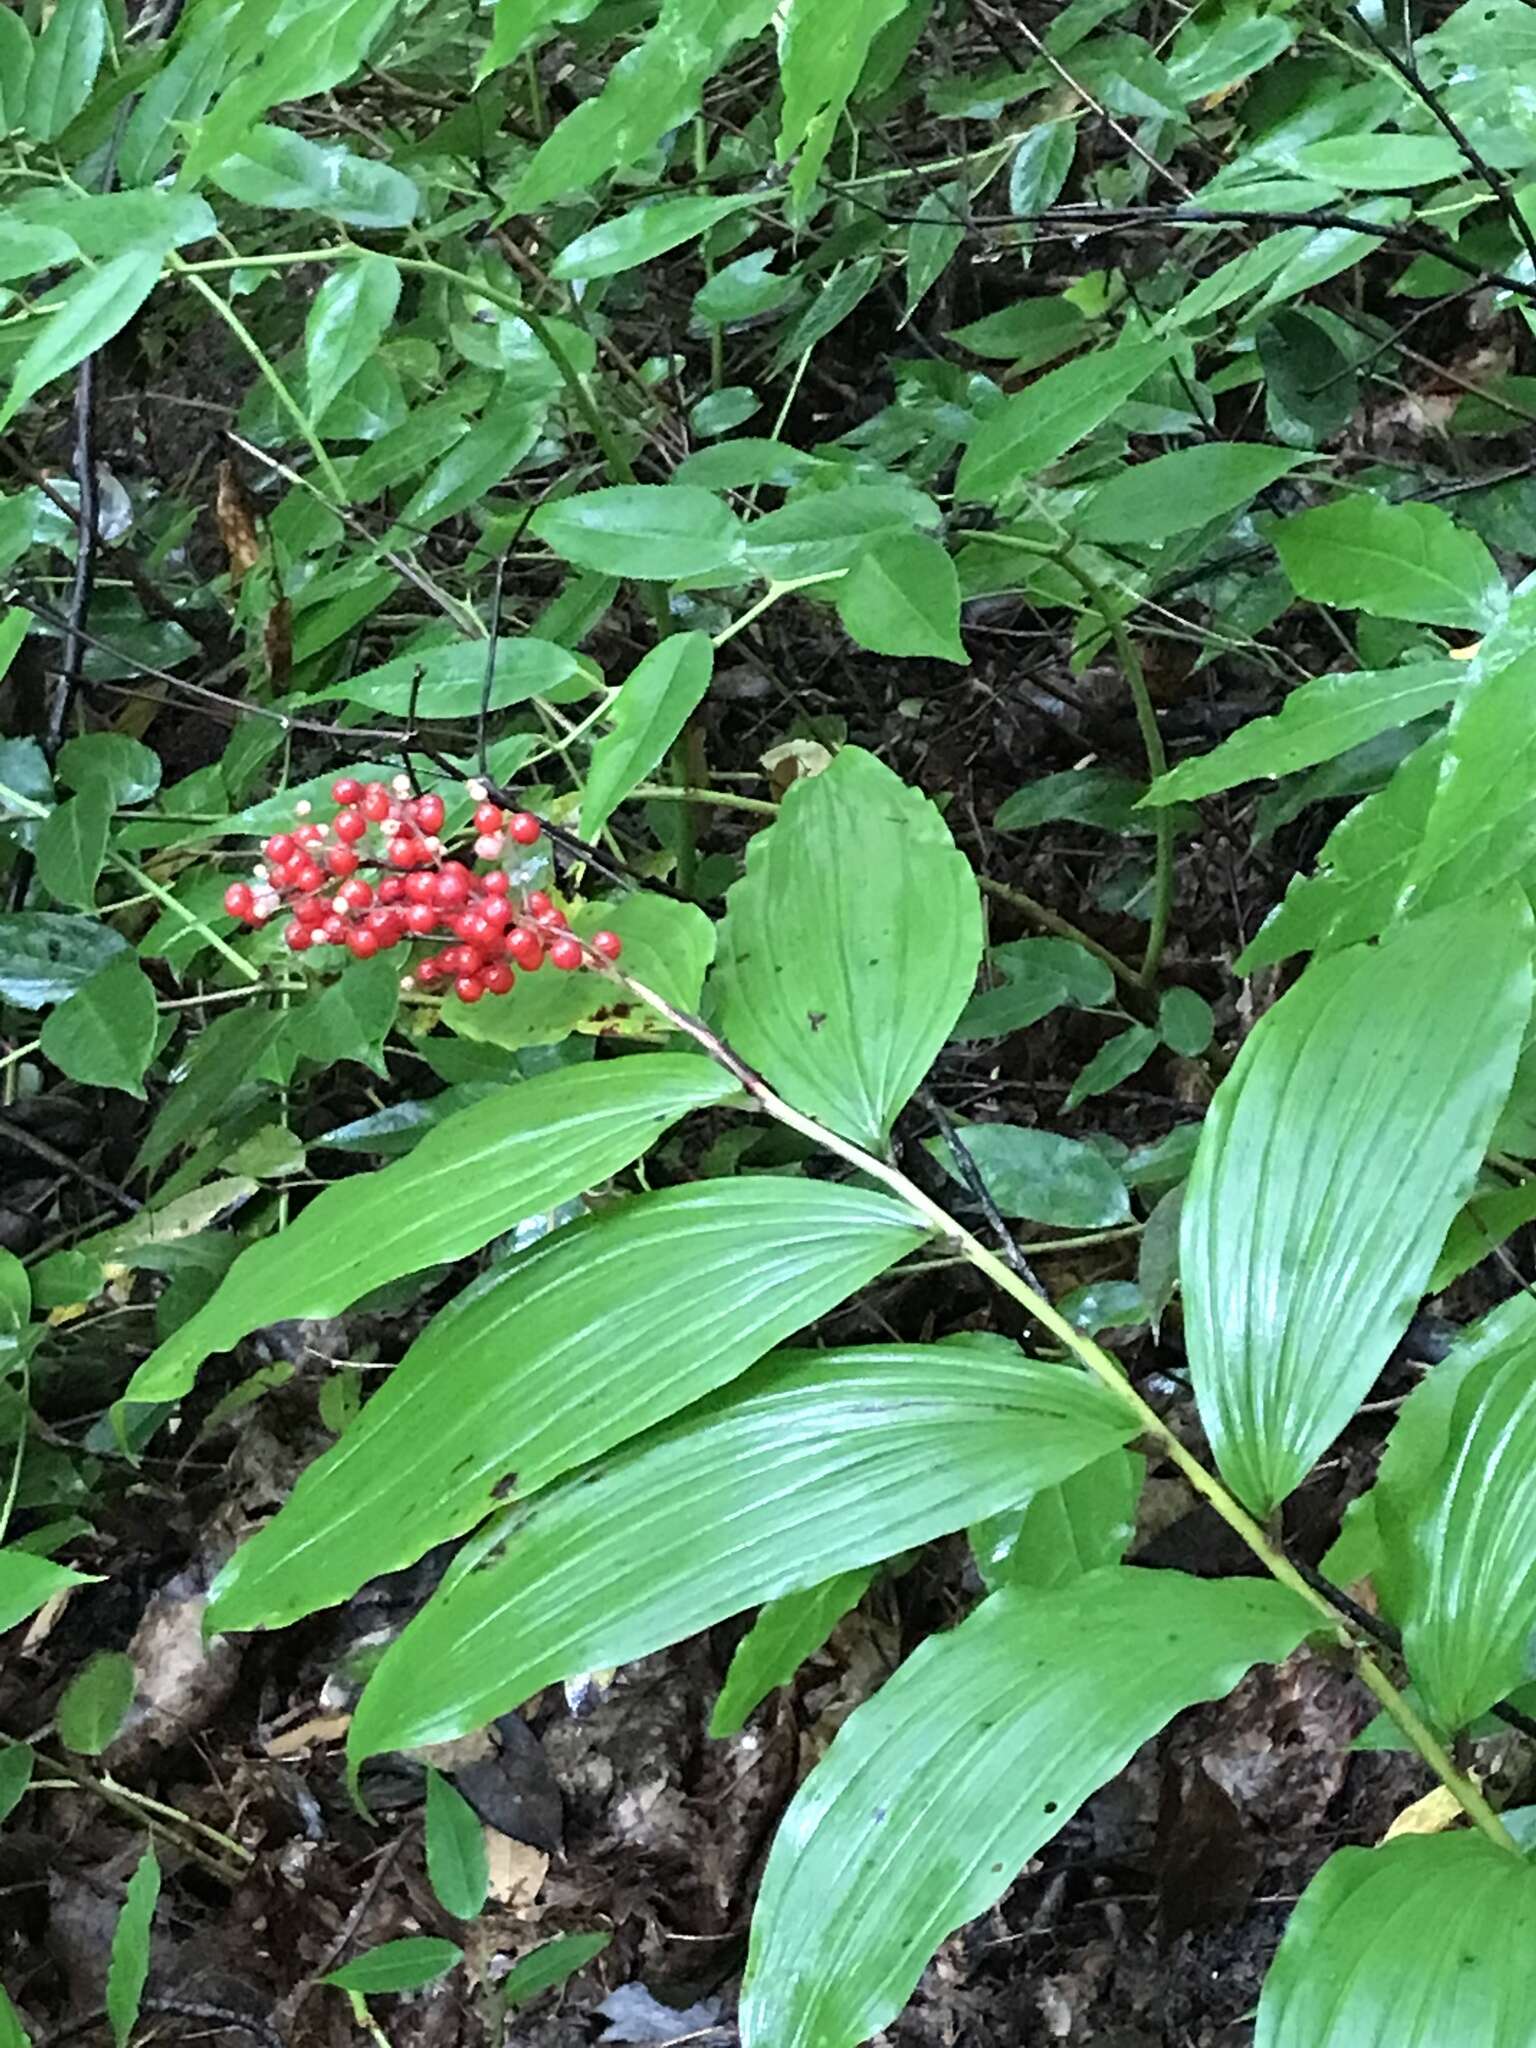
[1074,444,1305,546]
[0,1547,94,1632]
[106,1847,159,2048]
[1183,896,1532,1516]
[710,748,982,1150]
[41,955,157,1097]
[305,255,401,420]
[209,1182,929,1632]
[425,1769,489,1921]
[0,253,161,433]
[551,192,758,280]
[1274,497,1503,629]
[122,1056,735,1408]
[347,1342,1137,1762]
[529,485,745,581]
[1256,1835,1536,2047]
[740,1570,1315,2048]
[1402,647,1536,916]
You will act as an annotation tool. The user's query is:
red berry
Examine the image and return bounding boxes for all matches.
[473,802,504,835]
[264,833,295,864]
[402,872,433,903]
[413,791,445,834]
[389,837,426,868]
[292,860,324,893]
[441,945,475,975]
[361,783,391,821]
[223,882,255,920]
[454,974,485,1004]
[325,846,360,878]
[334,809,366,842]
[508,811,541,846]
[332,776,364,805]
[294,822,324,846]
[379,876,405,903]
[541,907,570,931]
[367,910,404,947]
[338,878,373,911]
[591,929,622,960]
[348,928,380,960]
[482,961,514,995]
[434,871,469,909]
[322,915,348,945]
[549,936,583,971]
[525,890,552,917]
[293,896,329,927]
[284,920,313,951]
[508,927,545,970]
[482,871,510,897]
[407,903,437,936]
[461,913,493,945]
[416,957,442,985]
[480,897,511,929]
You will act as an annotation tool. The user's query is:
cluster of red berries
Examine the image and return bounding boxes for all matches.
[222,775,620,1004]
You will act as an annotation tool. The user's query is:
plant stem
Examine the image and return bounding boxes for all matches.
[597,957,1520,1856]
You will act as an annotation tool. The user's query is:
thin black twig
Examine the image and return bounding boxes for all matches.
[918,1088,1045,1292]
[44,356,99,762]
[0,1111,140,1214]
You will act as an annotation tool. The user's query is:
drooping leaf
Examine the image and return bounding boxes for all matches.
[970,1448,1143,1591]
[955,341,1171,505]
[1274,498,1503,630]
[1255,1834,1536,2046]
[581,633,713,842]
[739,1570,1315,2048]
[34,786,111,911]
[711,748,982,1150]
[425,1770,489,1921]
[0,11,35,133]
[208,125,419,227]
[947,296,1086,366]
[305,256,401,420]
[210,1183,929,1634]
[710,1567,876,1737]
[551,192,759,279]
[951,937,1114,1040]
[22,0,106,143]
[1143,664,1461,806]
[529,486,745,582]
[835,532,968,663]
[106,1846,160,2048]
[777,0,908,201]
[122,1056,736,1409]
[924,1123,1130,1228]
[742,483,937,581]
[0,1548,94,1632]
[323,1939,461,1994]
[1073,444,1305,546]
[903,182,966,317]
[57,732,161,805]
[1183,896,1532,1516]
[300,637,592,718]
[41,955,158,1097]
[57,1650,135,1756]
[0,252,162,433]
[347,1341,1138,1762]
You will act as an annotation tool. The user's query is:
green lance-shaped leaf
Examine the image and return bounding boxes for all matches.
[425,1769,488,1921]
[710,1568,876,1737]
[22,0,105,142]
[57,1651,135,1756]
[710,748,982,1151]
[209,1182,928,1633]
[581,632,713,842]
[740,1569,1315,2048]
[106,1846,159,2048]
[1142,663,1463,808]
[1073,444,1305,547]
[777,0,909,203]
[1182,895,1532,1516]
[1375,1298,1536,1731]
[305,255,401,420]
[323,1939,461,1994]
[122,1056,736,1409]
[347,1341,1136,1764]
[551,192,759,280]
[954,341,1171,506]
[0,252,162,434]
[1256,1834,1536,2047]
[0,1548,95,1632]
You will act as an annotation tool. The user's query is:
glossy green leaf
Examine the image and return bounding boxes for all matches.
[300,637,591,718]
[348,1341,1137,1761]
[0,1548,93,1632]
[1144,663,1461,806]
[778,0,907,199]
[1257,306,1358,449]
[711,748,983,1150]
[1158,987,1213,1056]
[425,1769,488,1921]
[323,1939,461,1994]
[1377,1305,1536,1729]
[1431,1176,1536,1289]
[208,125,419,226]
[742,484,937,582]
[947,296,1086,367]
[836,532,968,663]
[106,1846,159,2048]
[0,250,161,434]
[34,785,110,911]
[710,1568,876,1736]
[1402,647,1536,915]
[1256,1834,1536,2046]
[1292,134,1466,189]
[769,256,883,373]
[904,182,965,316]
[57,1650,135,1756]
[286,954,398,1077]
[210,1183,928,1634]
[1065,1024,1158,1109]
[1074,444,1304,545]
[970,1448,1143,1591]
[740,1570,1315,2048]
[502,1933,610,2010]
[0,1743,34,1825]
[0,1248,28,1336]
[530,486,744,581]
[1183,896,1532,1516]
[23,0,106,142]
[955,341,1171,505]
[581,632,713,841]
[133,1006,287,1180]
[305,256,401,420]
[122,1056,736,1409]
[0,913,130,1009]
[1275,498,1503,629]
[0,1988,28,2048]
[57,733,161,805]
[41,955,158,1098]
[552,192,758,279]
[0,11,35,132]
[952,937,1114,1040]
[925,1123,1130,1227]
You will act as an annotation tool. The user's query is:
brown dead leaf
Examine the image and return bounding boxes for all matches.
[761,739,831,799]
[265,1713,352,1759]
[216,461,262,588]
[484,1831,547,1908]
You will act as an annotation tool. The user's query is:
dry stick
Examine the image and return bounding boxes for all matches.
[44,356,100,760]
[918,1084,1044,1290]
[40,2002,286,2048]
[582,949,1517,1854]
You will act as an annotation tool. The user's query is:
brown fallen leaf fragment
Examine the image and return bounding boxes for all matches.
[485,1832,547,1908]
[106,1566,243,1768]
[264,1713,352,1760]
[215,460,262,588]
